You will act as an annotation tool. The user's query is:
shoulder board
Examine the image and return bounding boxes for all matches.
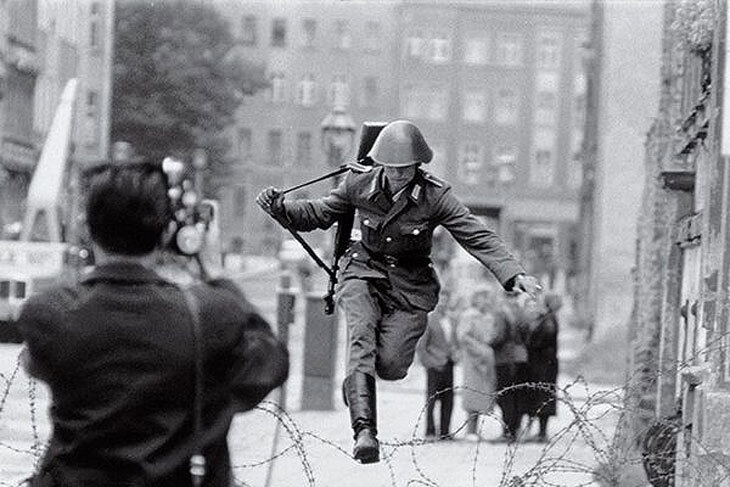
[419,169,446,188]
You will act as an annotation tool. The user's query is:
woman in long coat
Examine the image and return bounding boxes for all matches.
[458,286,498,440]
[526,292,562,442]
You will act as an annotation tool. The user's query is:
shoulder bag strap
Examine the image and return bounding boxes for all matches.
[180,286,206,487]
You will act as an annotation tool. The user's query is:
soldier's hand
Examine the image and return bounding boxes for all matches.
[256,187,285,216]
[513,274,542,300]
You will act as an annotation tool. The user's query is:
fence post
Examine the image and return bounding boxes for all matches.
[300,293,338,410]
[275,272,296,406]
[264,271,296,487]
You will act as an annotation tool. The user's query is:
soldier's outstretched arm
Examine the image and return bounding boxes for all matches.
[434,187,527,289]
[256,175,354,232]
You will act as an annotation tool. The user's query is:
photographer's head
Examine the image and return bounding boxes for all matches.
[84,162,171,259]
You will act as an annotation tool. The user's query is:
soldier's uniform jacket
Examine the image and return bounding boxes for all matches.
[280,166,525,311]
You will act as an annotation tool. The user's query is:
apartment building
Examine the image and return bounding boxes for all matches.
[214,0,401,253]
[0,0,114,237]
[216,1,589,291]
[395,0,589,289]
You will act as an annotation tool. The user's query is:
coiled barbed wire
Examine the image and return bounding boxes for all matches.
[2,345,730,487]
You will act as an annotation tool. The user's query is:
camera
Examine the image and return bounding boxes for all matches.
[161,157,217,257]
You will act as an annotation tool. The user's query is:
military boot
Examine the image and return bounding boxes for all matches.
[344,372,379,464]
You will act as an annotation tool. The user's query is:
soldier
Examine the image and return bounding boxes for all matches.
[257,120,540,464]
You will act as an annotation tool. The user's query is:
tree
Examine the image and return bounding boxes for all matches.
[111,2,267,191]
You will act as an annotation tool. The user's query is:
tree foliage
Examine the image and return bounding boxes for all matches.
[111,1,267,191]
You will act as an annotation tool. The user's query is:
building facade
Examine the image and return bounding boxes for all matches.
[0,0,113,239]
[214,0,401,255]
[215,0,589,294]
[395,0,588,294]
[0,0,40,236]
[616,1,730,485]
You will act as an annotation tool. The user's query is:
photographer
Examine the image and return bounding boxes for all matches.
[17,162,289,486]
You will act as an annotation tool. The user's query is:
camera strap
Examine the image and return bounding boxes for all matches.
[180,286,206,487]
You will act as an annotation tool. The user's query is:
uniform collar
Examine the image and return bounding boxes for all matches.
[81,262,169,285]
[370,166,424,203]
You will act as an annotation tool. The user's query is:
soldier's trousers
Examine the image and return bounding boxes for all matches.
[337,278,428,380]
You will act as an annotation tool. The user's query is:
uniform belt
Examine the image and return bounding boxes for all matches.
[367,250,431,267]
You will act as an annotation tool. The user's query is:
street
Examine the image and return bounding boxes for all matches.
[0,265,621,487]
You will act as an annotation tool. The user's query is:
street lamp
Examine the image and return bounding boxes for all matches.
[320,105,356,173]
[299,105,356,411]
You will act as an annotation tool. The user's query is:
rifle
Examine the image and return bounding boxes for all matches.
[262,122,387,314]
[323,122,386,314]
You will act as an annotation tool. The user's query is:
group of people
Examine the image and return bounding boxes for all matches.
[417,284,562,444]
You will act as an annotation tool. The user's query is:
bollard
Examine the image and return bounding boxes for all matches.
[300,293,338,410]
[275,272,296,406]
[265,271,296,487]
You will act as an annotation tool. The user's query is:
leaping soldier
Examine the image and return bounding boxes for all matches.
[257,120,541,464]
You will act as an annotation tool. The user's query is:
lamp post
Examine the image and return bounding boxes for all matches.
[300,105,356,411]
[320,105,356,183]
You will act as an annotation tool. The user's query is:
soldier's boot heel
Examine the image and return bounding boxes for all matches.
[353,428,380,464]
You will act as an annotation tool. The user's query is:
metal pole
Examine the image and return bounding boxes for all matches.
[263,271,296,487]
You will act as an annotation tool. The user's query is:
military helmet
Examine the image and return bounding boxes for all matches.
[367,120,433,167]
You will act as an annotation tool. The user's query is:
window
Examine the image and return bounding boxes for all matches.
[296,74,317,106]
[463,90,487,123]
[361,76,379,107]
[86,90,98,116]
[427,87,449,121]
[241,16,257,46]
[464,38,489,65]
[84,90,99,146]
[536,31,562,71]
[405,31,425,58]
[90,20,99,48]
[234,187,246,218]
[568,129,583,189]
[267,130,283,166]
[402,84,448,120]
[296,132,312,166]
[458,142,483,185]
[270,73,286,103]
[573,93,586,128]
[237,127,252,161]
[496,33,523,66]
[328,75,350,107]
[302,18,317,47]
[495,88,519,125]
[535,91,558,126]
[493,146,517,184]
[335,20,351,49]
[364,21,382,52]
[271,18,287,47]
[402,85,423,118]
[91,1,100,14]
[429,34,451,63]
[530,129,556,187]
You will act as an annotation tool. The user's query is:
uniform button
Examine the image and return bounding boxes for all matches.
[352,252,358,258]
[389,264,395,268]
[363,219,370,225]
[412,229,420,235]
[385,236,392,243]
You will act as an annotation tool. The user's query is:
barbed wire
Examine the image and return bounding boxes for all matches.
[2,341,730,487]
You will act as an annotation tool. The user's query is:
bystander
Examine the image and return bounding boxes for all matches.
[17,161,289,486]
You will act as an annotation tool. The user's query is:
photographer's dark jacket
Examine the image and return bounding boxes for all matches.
[17,263,289,487]
[280,166,524,311]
